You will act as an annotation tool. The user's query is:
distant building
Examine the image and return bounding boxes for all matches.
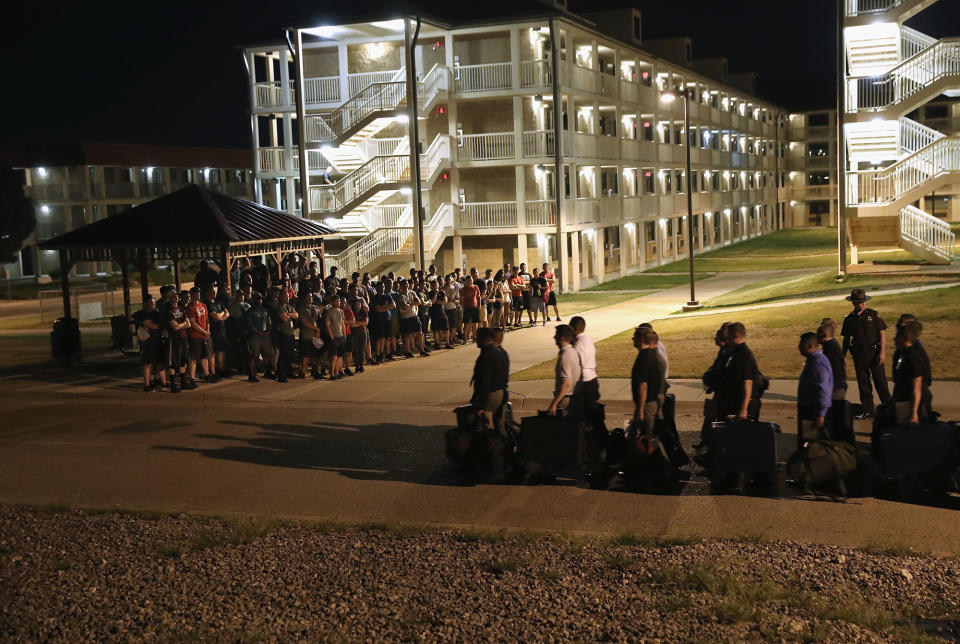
[1,143,254,278]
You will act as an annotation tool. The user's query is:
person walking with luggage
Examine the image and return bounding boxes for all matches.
[547,324,581,416]
[570,316,606,435]
[638,322,669,379]
[796,332,834,448]
[841,289,891,420]
[892,320,932,425]
[718,322,762,421]
[470,327,510,433]
[631,326,665,437]
[818,318,852,443]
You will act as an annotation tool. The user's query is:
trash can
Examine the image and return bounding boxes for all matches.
[51,317,82,363]
[110,314,133,352]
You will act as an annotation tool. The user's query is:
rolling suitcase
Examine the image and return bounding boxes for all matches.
[704,419,781,496]
[872,422,959,479]
[518,411,583,470]
[659,393,690,468]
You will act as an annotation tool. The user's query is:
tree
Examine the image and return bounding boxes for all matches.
[0,164,36,279]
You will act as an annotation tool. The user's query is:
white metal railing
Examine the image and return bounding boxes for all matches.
[362,138,405,158]
[898,116,945,155]
[571,64,597,92]
[847,136,960,205]
[254,80,295,109]
[303,77,340,104]
[425,203,454,256]
[458,201,517,228]
[455,62,512,93]
[308,155,409,213]
[422,134,452,179]
[525,200,556,227]
[522,130,555,157]
[457,132,514,161]
[326,226,414,276]
[360,204,409,231]
[305,81,406,142]
[846,38,960,112]
[900,205,956,261]
[901,26,937,61]
[258,147,297,173]
[418,64,451,108]
[520,59,552,87]
[348,69,403,99]
[845,0,902,16]
[571,198,599,225]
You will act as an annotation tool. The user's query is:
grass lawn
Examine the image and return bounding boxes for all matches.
[586,272,715,292]
[0,316,112,331]
[513,286,960,381]
[0,329,112,374]
[557,291,654,316]
[704,269,960,308]
[647,228,928,273]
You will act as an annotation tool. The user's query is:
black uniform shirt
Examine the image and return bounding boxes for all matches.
[721,342,761,406]
[841,308,887,356]
[892,343,931,402]
[631,348,664,404]
[472,343,509,403]
[821,338,847,390]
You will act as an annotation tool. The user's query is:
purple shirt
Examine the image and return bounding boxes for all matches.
[798,350,833,418]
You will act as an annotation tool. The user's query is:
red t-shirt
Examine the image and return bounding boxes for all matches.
[509,276,524,298]
[460,284,480,309]
[343,307,354,336]
[186,301,209,339]
[543,271,555,294]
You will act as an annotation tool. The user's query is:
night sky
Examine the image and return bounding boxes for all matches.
[3,0,959,151]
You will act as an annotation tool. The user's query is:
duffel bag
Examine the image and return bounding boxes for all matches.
[787,440,857,496]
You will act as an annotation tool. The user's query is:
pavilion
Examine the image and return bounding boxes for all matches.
[39,184,337,321]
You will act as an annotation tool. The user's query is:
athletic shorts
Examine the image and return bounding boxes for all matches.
[445,309,458,328]
[547,291,557,306]
[529,297,544,311]
[390,313,400,337]
[211,332,227,353]
[167,336,188,369]
[431,312,449,331]
[371,313,391,340]
[327,336,346,358]
[247,333,271,359]
[188,336,210,361]
[141,336,161,365]
[400,316,421,335]
[522,292,531,310]
[511,297,525,311]
[299,338,315,359]
[463,307,480,324]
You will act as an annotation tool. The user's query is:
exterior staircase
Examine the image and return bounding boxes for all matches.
[844,5,959,265]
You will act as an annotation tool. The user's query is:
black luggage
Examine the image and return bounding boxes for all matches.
[659,393,690,468]
[872,422,959,479]
[828,400,855,445]
[50,316,81,362]
[445,403,519,483]
[620,430,675,492]
[518,411,583,470]
[786,440,857,496]
[110,314,133,352]
[703,419,781,496]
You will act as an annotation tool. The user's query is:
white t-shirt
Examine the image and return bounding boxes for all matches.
[574,332,598,382]
[657,341,669,379]
[398,291,420,319]
[555,344,582,397]
[443,283,460,310]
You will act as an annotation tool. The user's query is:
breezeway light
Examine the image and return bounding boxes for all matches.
[303,25,343,38]
[40,205,50,214]
[371,20,404,31]
[37,167,47,178]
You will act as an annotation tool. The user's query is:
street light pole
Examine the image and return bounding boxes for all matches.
[662,88,700,311]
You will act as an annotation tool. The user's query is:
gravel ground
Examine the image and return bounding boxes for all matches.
[2,505,959,643]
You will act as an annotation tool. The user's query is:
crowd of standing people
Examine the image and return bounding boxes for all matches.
[132,256,563,393]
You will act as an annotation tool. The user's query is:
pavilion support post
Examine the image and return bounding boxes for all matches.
[222,246,232,293]
[318,239,326,277]
[173,253,182,292]
[138,250,150,301]
[59,251,72,319]
[120,259,131,320]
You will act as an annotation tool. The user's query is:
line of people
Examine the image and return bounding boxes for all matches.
[131,257,565,393]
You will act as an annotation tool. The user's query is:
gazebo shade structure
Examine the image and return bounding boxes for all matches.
[39,184,337,320]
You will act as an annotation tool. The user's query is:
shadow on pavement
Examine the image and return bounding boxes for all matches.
[153,419,460,485]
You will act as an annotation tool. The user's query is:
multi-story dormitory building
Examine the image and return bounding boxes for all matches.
[1,143,254,279]
[840,0,959,265]
[244,5,795,292]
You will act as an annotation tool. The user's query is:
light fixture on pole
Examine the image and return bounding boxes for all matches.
[661,88,701,311]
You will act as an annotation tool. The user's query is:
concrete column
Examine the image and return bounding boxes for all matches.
[569,231,581,292]
[338,44,349,103]
[672,218,679,262]
[557,230,569,293]
[849,244,859,266]
[513,96,524,163]
[636,224,646,271]
[595,227,605,284]
[517,234,528,267]
[619,223,629,278]
[509,28,520,89]
[515,165,526,228]
[452,234,464,272]
[580,229,590,279]
[721,212,728,245]
[697,214,705,251]
[656,220,664,267]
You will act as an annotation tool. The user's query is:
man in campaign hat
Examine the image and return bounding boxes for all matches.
[840,288,890,419]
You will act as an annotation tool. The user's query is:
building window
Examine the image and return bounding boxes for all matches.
[600,168,619,197]
[808,200,830,226]
[807,142,829,158]
[690,170,699,193]
[662,170,672,193]
[674,169,684,194]
[640,118,654,142]
[642,169,655,195]
[711,171,720,191]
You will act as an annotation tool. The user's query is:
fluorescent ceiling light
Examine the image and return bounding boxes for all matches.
[302,25,342,38]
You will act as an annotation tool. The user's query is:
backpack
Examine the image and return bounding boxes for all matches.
[786,440,857,497]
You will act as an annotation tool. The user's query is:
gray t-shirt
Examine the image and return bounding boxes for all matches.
[555,344,582,397]
[325,306,345,338]
[298,304,321,340]
[443,283,460,310]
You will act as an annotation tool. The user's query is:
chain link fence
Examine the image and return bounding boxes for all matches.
[38,285,121,323]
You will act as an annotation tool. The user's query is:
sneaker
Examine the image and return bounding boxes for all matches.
[143,385,154,393]
[312,371,322,380]
[336,374,344,380]
[356,366,365,373]
[556,317,561,321]
[420,351,429,357]
[329,374,337,381]
[546,317,551,322]
[444,344,454,349]
[182,379,198,391]
[264,371,276,380]
[386,355,395,361]
[247,375,260,383]
[542,321,546,326]
[277,377,288,383]
[169,382,181,394]
[296,372,306,379]
[343,368,354,376]
[854,411,874,420]
[403,352,415,359]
